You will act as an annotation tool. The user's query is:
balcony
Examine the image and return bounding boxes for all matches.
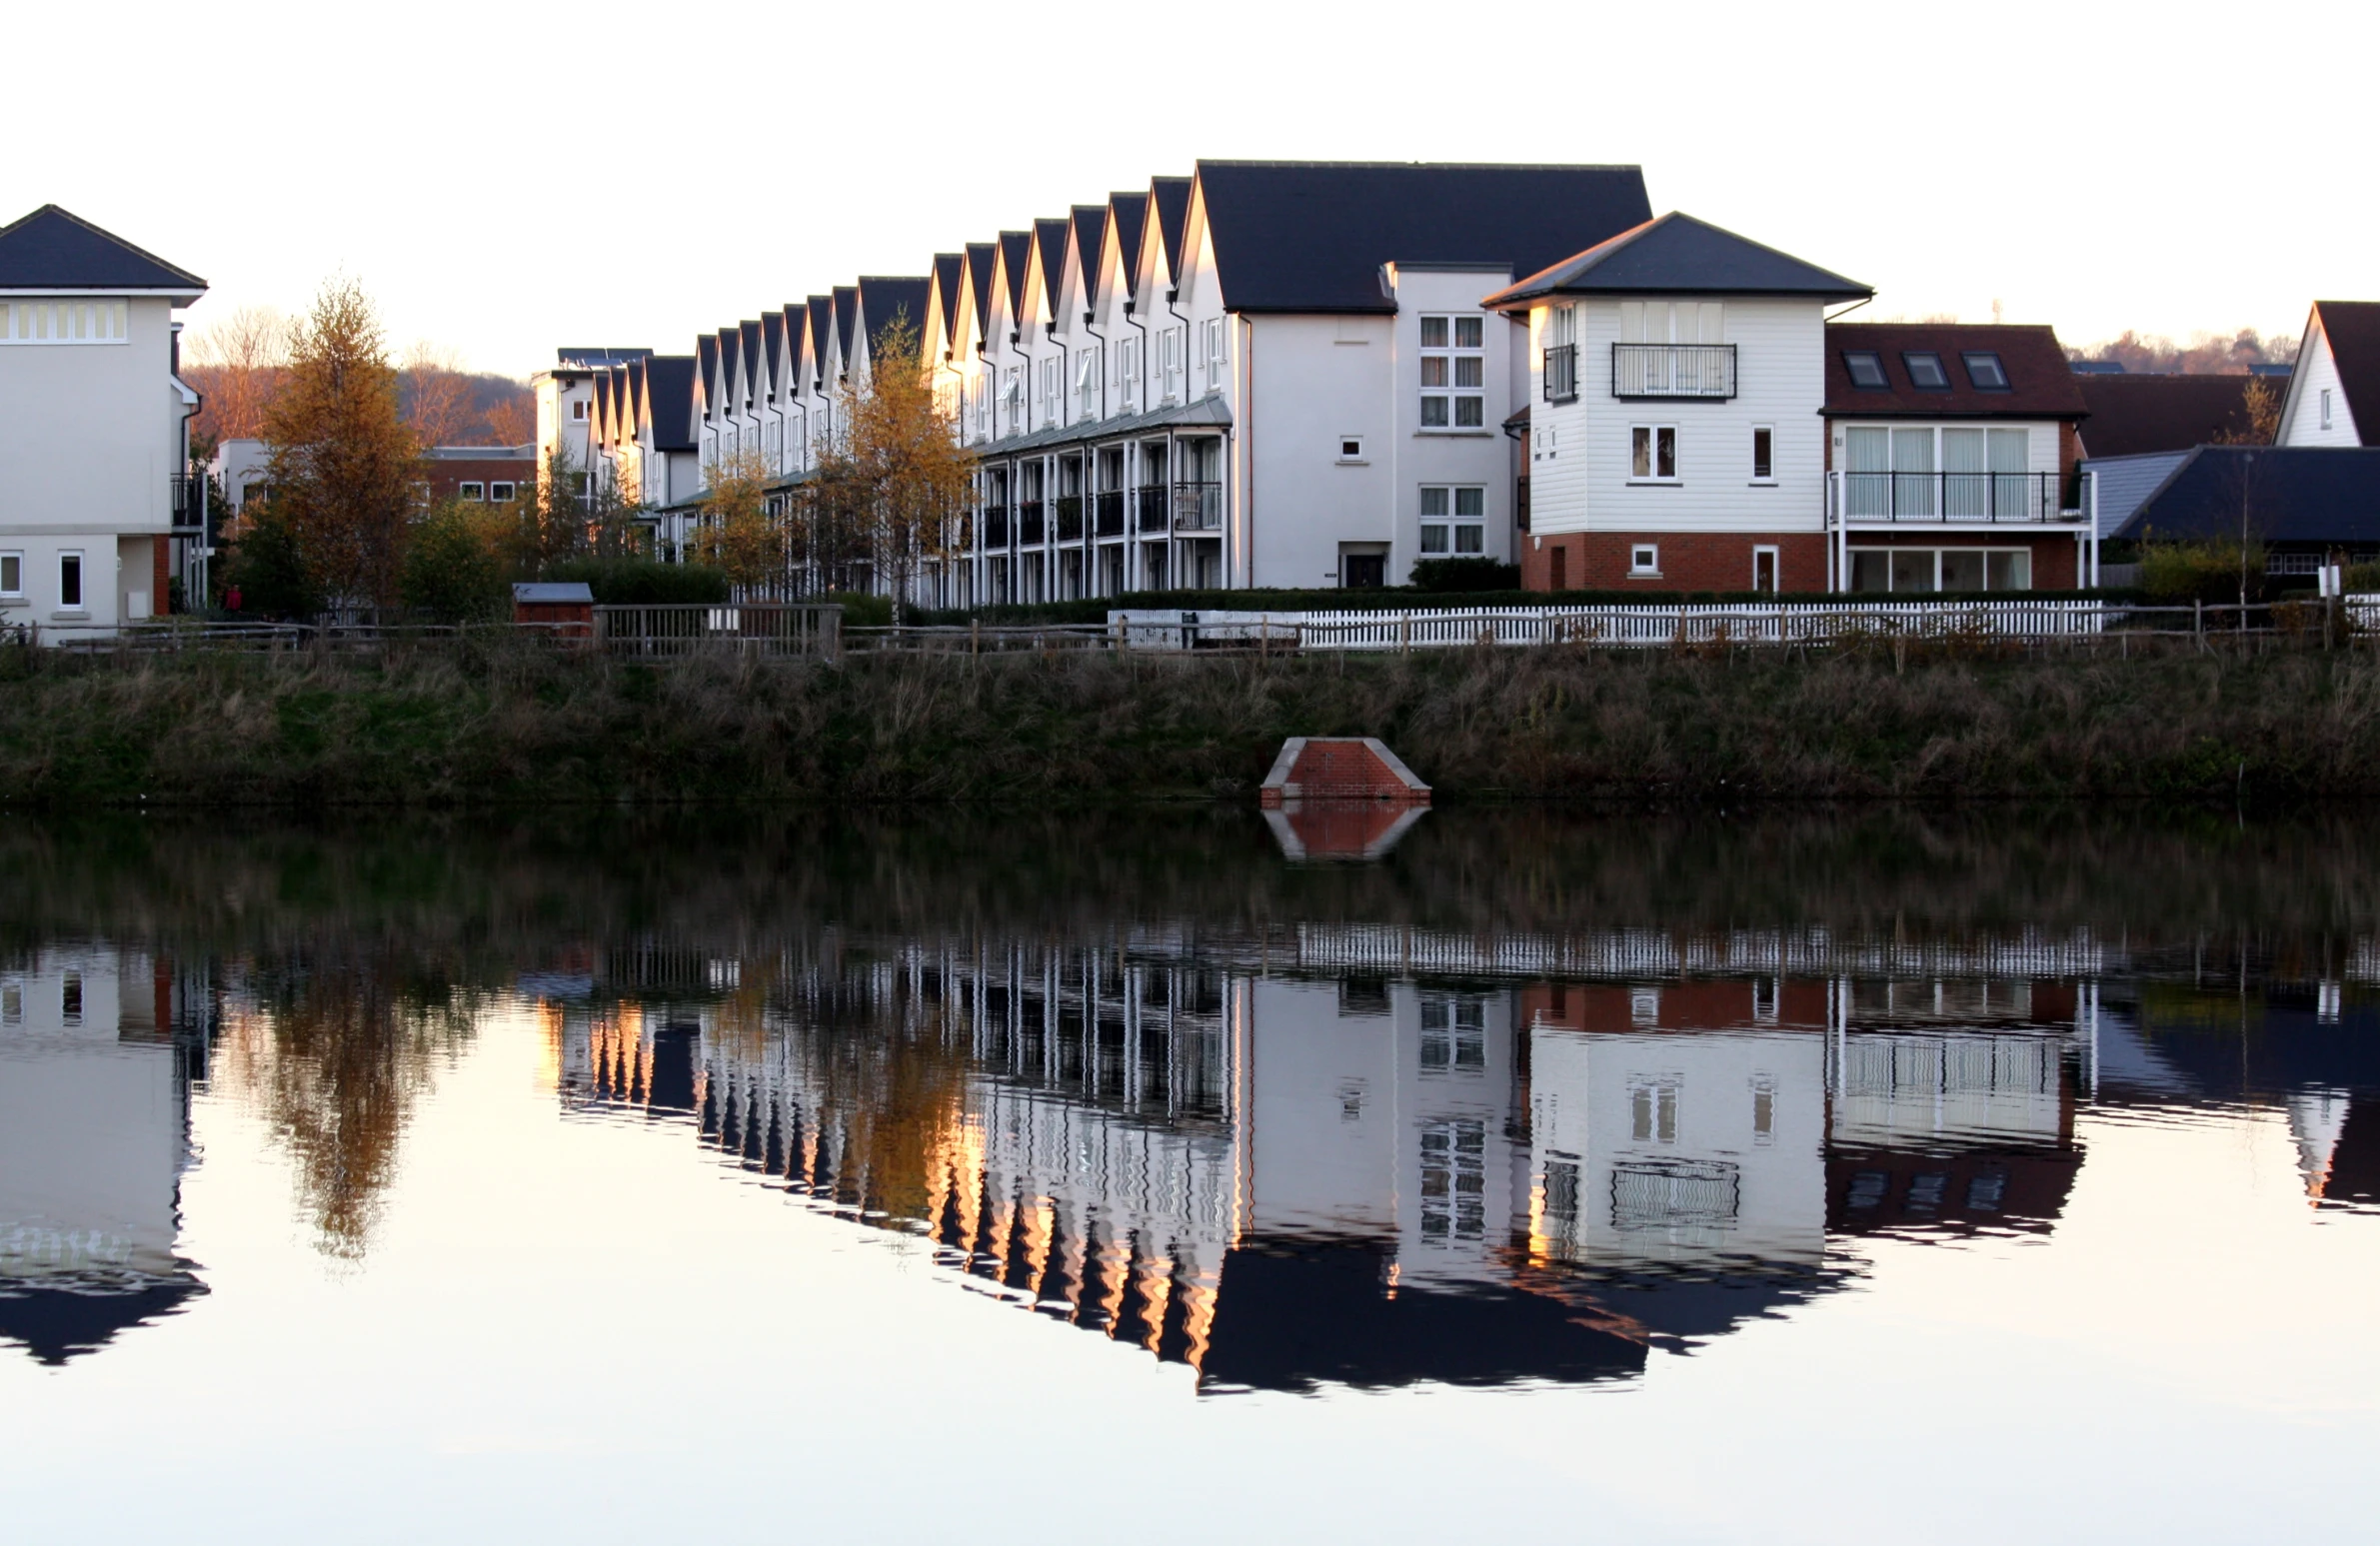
[1135,486,1169,535]
[171,475,204,533]
[1019,500,1045,547]
[1175,482,1222,533]
[1095,491,1125,538]
[1056,495,1083,543]
[1833,471,2078,524]
[1612,343,1736,401]
[1542,344,1578,404]
[982,504,1010,548]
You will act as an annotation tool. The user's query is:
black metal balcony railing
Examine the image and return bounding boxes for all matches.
[1095,490,1126,538]
[1612,343,1737,400]
[1135,486,1170,535]
[1175,482,1223,532]
[1837,471,2073,524]
[171,476,203,532]
[1056,495,1084,543]
[982,505,1010,549]
[1019,500,1045,547]
[1542,344,1578,404]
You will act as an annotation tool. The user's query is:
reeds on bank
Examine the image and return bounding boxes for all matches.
[3,632,2378,805]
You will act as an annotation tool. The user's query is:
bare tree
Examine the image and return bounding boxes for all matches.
[183,304,292,447]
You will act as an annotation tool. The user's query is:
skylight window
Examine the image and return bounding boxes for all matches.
[1962,352,2010,390]
[1902,352,1950,390]
[1843,351,1888,390]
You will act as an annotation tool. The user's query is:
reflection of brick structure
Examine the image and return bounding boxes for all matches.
[1827,1148,2081,1236]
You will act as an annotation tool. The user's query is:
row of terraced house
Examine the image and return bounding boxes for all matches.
[538,160,2131,603]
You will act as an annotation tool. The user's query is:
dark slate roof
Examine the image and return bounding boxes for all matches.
[2112,447,2380,544]
[1195,161,1652,315]
[2312,301,2380,445]
[781,302,807,383]
[963,244,996,344]
[806,296,834,384]
[930,254,963,348]
[0,205,206,293]
[996,231,1031,321]
[857,275,930,356]
[643,356,698,451]
[760,312,785,395]
[832,286,858,365]
[738,320,763,402]
[0,1276,206,1365]
[2077,373,2274,457]
[1151,177,1193,282]
[1071,205,1107,310]
[1111,192,1150,293]
[1485,211,1867,307]
[694,334,720,414]
[1824,323,2088,420]
[1033,217,1071,321]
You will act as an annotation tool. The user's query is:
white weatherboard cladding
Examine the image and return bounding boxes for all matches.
[1529,297,1828,537]
[1246,314,1394,587]
[2281,326,2360,446]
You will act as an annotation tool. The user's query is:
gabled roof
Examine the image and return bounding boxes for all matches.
[1824,323,2088,420]
[963,244,996,345]
[641,356,698,451]
[738,319,763,403]
[1151,177,1192,282]
[694,334,720,414]
[930,254,963,348]
[1033,217,1071,322]
[1071,205,1108,314]
[2076,373,2273,457]
[2309,301,2380,445]
[1110,192,1150,297]
[806,296,834,386]
[1193,161,1652,315]
[832,286,858,366]
[996,231,1031,321]
[2113,446,2380,545]
[760,312,785,396]
[781,302,808,383]
[857,275,930,356]
[1485,211,1867,308]
[0,204,206,295]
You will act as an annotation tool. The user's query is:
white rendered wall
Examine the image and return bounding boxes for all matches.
[1383,267,1517,579]
[1244,314,1395,587]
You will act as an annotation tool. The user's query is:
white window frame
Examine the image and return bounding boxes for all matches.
[57,550,85,612]
[1002,366,1023,430]
[1418,485,1487,556]
[460,482,486,502]
[0,551,20,600]
[0,299,129,345]
[1117,336,1142,413]
[1159,327,1184,405]
[1630,425,1679,483]
[1844,547,2033,593]
[571,399,590,421]
[1200,316,1227,398]
[1419,313,1486,431]
[1037,357,1060,428]
[1751,425,1775,483]
[1337,436,1366,464]
[2322,388,2333,431]
[1629,543,1661,578]
[1753,545,1780,593]
[1077,347,1099,421]
[490,482,516,503]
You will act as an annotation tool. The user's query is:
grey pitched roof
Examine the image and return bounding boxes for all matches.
[781,302,808,382]
[642,356,698,451]
[1071,206,1108,311]
[806,296,834,384]
[1033,218,1071,321]
[997,231,1031,320]
[1150,177,1192,281]
[1485,211,1868,308]
[832,286,858,363]
[760,312,784,395]
[2112,446,2380,545]
[694,334,720,413]
[738,320,763,401]
[1110,193,1150,293]
[1193,161,1653,315]
[857,276,930,356]
[930,254,963,348]
[0,204,206,293]
[963,244,995,344]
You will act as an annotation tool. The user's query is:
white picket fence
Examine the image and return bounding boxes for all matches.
[1111,600,2112,652]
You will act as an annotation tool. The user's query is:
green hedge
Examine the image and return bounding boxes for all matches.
[914,586,2147,627]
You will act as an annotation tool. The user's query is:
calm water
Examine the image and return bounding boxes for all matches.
[3,809,2378,1542]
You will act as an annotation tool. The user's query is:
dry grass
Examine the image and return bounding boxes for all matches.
[3,634,2378,805]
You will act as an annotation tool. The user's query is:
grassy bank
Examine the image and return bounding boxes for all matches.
[3,637,2378,805]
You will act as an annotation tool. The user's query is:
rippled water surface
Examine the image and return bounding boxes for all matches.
[4,808,2378,1543]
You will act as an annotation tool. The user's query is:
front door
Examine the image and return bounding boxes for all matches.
[1752,548,1778,593]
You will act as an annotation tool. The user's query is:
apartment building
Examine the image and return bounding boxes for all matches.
[531,347,651,506]
[0,206,208,631]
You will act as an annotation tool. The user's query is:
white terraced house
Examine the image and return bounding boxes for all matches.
[0,206,208,634]
[560,162,1655,602]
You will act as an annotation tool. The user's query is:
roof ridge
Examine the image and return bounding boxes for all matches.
[0,203,208,291]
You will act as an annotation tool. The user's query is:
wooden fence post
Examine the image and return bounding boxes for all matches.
[1398,613,1410,655]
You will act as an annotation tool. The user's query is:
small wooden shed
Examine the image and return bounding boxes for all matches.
[513,582,596,642]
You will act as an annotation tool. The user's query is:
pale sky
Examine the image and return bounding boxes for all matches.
[8,0,2362,377]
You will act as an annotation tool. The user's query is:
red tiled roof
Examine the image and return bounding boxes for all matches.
[2076,374,2272,457]
[1825,323,2086,419]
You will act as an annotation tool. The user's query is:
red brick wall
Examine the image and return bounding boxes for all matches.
[151,538,169,616]
[1523,532,1830,594]
[428,458,536,502]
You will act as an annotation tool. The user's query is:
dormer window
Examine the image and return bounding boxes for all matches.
[1902,352,1950,390]
[1962,352,2009,390]
[1843,351,1888,390]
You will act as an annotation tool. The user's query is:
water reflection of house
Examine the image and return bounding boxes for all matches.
[0,947,208,1363]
